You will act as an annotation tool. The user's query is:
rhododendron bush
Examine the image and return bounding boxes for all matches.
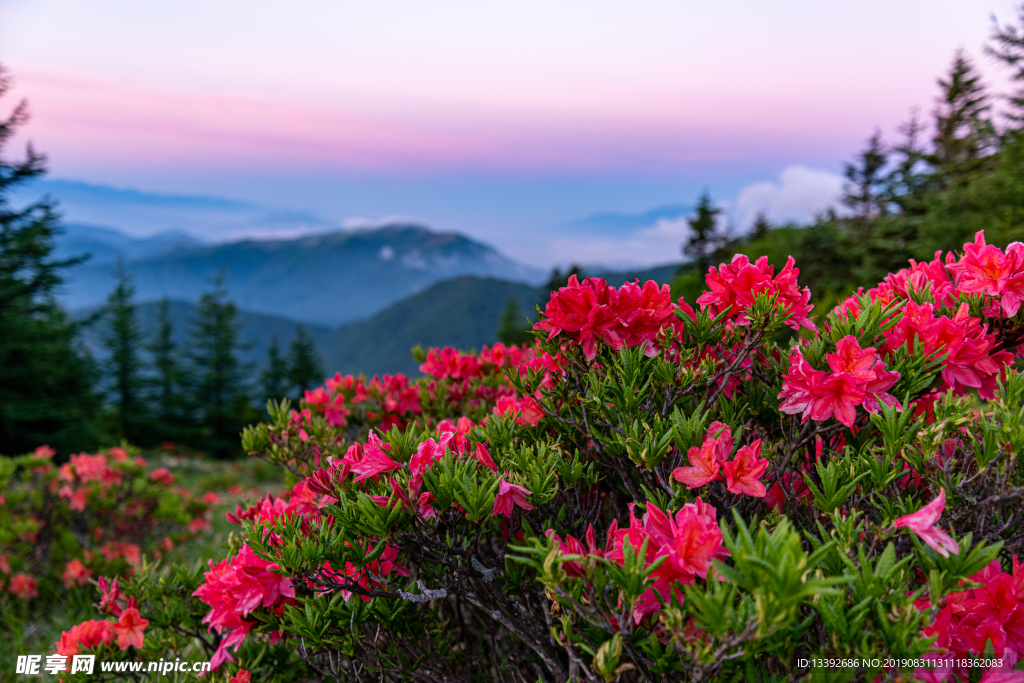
[46,231,1024,682]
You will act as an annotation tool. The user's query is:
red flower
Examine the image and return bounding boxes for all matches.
[149,468,174,485]
[697,254,815,331]
[952,230,1024,317]
[113,607,149,650]
[894,488,959,557]
[474,441,498,472]
[63,559,92,589]
[230,670,252,683]
[350,434,401,483]
[9,572,37,599]
[723,440,768,497]
[55,619,114,657]
[492,479,534,518]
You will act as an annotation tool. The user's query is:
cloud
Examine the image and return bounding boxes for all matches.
[733,165,844,230]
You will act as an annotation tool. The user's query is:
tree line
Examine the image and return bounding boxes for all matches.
[670,16,1024,312]
[0,66,325,457]
[97,264,326,457]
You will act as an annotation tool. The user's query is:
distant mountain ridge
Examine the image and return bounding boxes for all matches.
[63,224,545,326]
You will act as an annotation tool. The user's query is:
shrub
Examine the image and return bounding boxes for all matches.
[51,231,1024,682]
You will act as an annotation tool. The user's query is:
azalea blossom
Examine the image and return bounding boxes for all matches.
[697,254,815,331]
[55,619,115,657]
[351,434,401,483]
[492,479,534,518]
[894,489,960,557]
[113,607,149,650]
[722,440,768,497]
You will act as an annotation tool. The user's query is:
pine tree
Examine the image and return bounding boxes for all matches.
[188,273,248,457]
[987,6,1024,123]
[0,64,99,455]
[147,297,185,439]
[287,326,324,401]
[101,260,144,442]
[842,131,890,232]
[749,212,773,241]
[929,50,994,182]
[681,191,725,272]
[496,297,532,346]
[260,337,289,406]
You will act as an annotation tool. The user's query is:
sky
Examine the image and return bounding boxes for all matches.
[0,0,1017,267]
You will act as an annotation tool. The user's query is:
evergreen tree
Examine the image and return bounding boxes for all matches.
[929,50,994,182]
[988,6,1024,123]
[147,297,185,440]
[495,297,533,346]
[0,64,99,455]
[842,131,890,232]
[749,212,773,241]
[260,336,289,406]
[681,191,725,272]
[188,273,248,457]
[101,260,144,442]
[287,326,324,401]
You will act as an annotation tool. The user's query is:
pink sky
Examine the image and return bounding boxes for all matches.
[0,0,1018,264]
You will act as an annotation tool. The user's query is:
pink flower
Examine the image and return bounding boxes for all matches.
[149,468,174,485]
[672,442,721,488]
[492,479,534,518]
[9,572,38,599]
[113,607,148,650]
[697,254,815,331]
[809,373,865,427]
[474,441,498,471]
[63,559,92,589]
[953,231,1024,317]
[98,577,123,616]
[894,489,960,557]
[409,433,454,475]
[55,619,114,657]
[778,350,826,422]
[723,440,768,497]
[351,434,401,483]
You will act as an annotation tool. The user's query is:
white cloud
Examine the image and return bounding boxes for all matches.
[733,165,844,230]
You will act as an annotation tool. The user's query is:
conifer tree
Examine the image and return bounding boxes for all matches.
[147,297,185,440]
[0,64,99,455]
[260,336,289,406]
[842,131,890,232]
[988,6,1024,123]
[101,260,144,442]
[749,212,773,241]
[681,191,725,272]
[287,326,324,401]
[188,273,248,456]
[930,50,994,182]
[496,297,532,346]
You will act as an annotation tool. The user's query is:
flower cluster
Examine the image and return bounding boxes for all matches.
[915,558,1024,682]
[534,276,680,360]
[193,544,296,668]
[304,372,421,431]
[778,336,900,427]
[549,499,728,625]
[671,422,769,497]
[1,445,214,608]
[835,231,1022,403]
[697,254,815,331]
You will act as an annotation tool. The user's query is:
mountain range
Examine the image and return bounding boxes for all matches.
[59,223,545,326]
